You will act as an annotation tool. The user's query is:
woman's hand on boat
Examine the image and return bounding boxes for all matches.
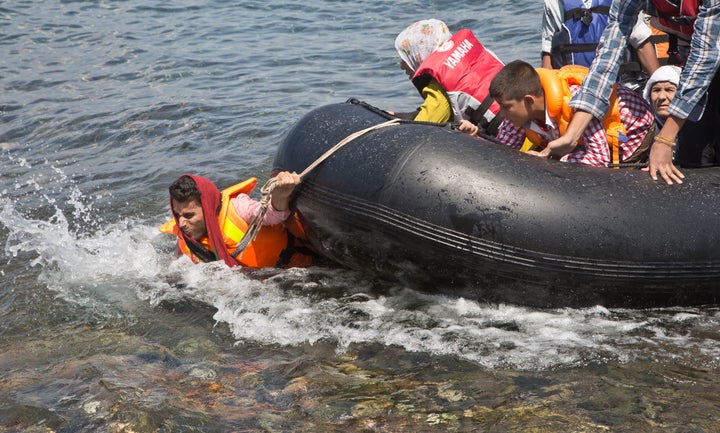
[644,116,685,185]
[643,141,684,185]
[457,120,478,136]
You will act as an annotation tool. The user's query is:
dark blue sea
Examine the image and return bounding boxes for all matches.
[2,1,719,431]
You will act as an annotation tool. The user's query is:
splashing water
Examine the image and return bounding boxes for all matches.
[2,165,720,371]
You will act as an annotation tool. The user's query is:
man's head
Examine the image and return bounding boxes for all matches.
[169,176,207,241]
[489,60,544,127]
[168,174,237,266]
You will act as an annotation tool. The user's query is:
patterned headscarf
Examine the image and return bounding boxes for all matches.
[395,19,452,73]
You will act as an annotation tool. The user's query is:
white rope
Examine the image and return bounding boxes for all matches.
[232,118,401,259]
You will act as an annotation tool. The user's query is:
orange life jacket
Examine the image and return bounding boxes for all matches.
[159,178,314,268]
[650,24,670,63]
[523,66,627,166]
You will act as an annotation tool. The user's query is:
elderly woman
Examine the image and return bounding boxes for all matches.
[643,65,681,128]
[620,65,682,164]
[392,19,504,134]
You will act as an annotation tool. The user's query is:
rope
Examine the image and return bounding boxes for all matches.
[231,118,401,259]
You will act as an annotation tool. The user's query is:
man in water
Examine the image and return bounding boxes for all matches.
[159,171,314,268]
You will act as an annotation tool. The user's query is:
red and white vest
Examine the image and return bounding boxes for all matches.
[413,29,505,131]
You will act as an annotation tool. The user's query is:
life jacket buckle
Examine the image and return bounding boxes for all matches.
[668,15,695,26]
[581,10,593,26]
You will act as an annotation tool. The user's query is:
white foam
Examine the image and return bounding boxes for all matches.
[2,188,719,370]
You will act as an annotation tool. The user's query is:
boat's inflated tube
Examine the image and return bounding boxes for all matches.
[273,99,720,307]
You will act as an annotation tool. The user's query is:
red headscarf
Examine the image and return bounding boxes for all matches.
[173,174,238,267]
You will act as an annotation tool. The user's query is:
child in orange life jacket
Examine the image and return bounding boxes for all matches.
[486,60,655,167]
[159,171,314,268]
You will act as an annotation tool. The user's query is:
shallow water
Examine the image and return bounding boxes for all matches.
[2,1,720,431]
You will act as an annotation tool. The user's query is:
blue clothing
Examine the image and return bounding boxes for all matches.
[570,0,720,122]
[552,0,611,67]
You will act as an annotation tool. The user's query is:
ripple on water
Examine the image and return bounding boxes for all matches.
[2,0,720,430]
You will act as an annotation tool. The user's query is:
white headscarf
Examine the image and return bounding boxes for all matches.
[395,19,452,73]
[643,65,682,102]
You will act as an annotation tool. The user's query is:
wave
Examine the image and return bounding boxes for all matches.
[4,184,719,371]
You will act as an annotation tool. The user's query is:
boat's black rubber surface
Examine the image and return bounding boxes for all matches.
[273,99,720,307]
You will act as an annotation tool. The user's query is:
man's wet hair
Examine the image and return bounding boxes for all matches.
[169,176,201,203]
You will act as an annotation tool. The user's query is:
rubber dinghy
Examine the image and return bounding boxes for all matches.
[273,99,720,308]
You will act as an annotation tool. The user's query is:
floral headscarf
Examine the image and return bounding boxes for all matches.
[395,19,451,73]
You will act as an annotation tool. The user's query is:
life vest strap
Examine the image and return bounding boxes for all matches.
[485,113,504,136]
[655,10,696,27]
[621,123,656,165]
[556,42,647,72]
[564,6,610,25]
[465,94,494,124]
[183,234,218,263]
[465,94,502,135]
[556,42,600,55]
[274,231,316,268]
[554,42,598,67]
[618,61,642,74]
[664,34,684,65]
[648,33,669,45]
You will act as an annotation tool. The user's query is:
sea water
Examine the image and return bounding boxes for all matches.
[2,1,720,431]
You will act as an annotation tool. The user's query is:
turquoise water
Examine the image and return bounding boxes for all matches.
[2,1,720,431]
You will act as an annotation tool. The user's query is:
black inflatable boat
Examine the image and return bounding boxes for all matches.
[273,99,720,308]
